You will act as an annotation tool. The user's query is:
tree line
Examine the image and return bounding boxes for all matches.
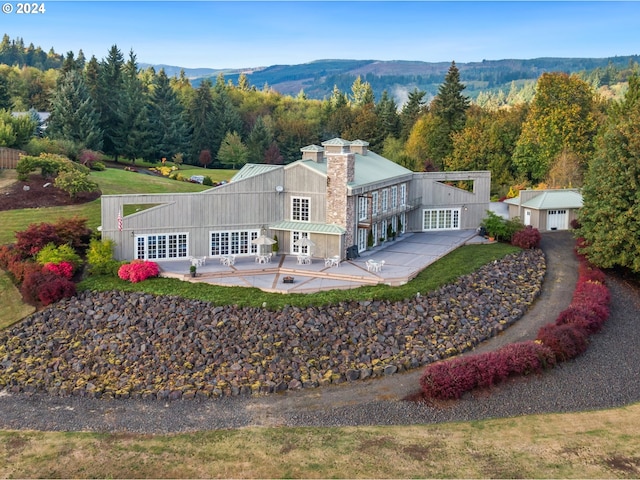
[1,41,639,274]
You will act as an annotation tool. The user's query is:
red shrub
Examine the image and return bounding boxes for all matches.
[0,244,21,269]
[577,263,606,284]
[556,306,606,335]
[572,281,611,306]
[536,324,589,362]
[38,277,76,305]
[14,222,60,257]
[43,261,74,280]
[499,341,557,375]
[511,226,542,249]
[419,357,479,400]
[8,260,42,284]
[118,260,159,283]
[20,269,58,303]
[54,217,92,252]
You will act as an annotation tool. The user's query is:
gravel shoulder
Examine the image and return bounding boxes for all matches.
[1,232,638,433]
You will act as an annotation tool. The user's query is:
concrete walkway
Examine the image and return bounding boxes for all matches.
[157,230,490,293]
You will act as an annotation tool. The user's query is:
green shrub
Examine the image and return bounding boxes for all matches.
[202,176,214,186]
[87,238,121,275]
[481,211,524,242]
[91,161,106,171]
[54,170,99,198]
[35,243,82,270]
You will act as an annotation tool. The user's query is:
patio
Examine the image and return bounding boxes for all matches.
[157,230,487,294]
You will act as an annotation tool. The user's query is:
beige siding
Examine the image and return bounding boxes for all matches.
[102,170,286,260]
[283,164,326,222]
[409,171,491,231]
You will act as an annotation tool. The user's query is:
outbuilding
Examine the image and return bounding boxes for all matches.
[504,189,582,231]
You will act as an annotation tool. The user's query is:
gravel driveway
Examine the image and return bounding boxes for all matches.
[1,232,638,433]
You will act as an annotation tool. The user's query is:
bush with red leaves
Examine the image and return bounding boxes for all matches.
[37,277,76,306]
[536,323,589,362]
[577,262,607,284]
[572,281,610,306]
[8,260,42,284]
[419,341,556,400]
[13,217,91,258]
[511,226,542,249]
[556,306,606,335]
[43,261,74,280]
[117,260,159,283]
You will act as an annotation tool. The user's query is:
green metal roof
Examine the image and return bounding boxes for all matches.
[269,220,345,235]
[231,163,282,182]
[297,150,413,189]
[505,190,583,210]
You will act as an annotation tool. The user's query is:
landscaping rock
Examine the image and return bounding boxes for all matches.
[0,249,545,400]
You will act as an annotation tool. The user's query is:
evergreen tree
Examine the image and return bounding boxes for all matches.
[579,73,640,272]
[375,90,400,140]
[0,76,11,110]
[399,88,427,140]
[97,45,125,160]
[350,76,375,107]
[147,69,190,161]
[187,78,216,164]
[246,116,272,163]
[120,51,153,162]
[211,89,242,162]
[48,70,103,150]
[430,61,470,166]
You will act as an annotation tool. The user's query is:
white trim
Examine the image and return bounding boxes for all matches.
[422,208,461,231]
[291,196,310,222]
[210,229,260,256]
[135,232,189,260]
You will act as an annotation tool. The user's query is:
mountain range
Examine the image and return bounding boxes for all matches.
[141,55,640,102]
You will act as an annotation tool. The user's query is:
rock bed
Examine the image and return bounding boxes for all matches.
[0,249,545,400]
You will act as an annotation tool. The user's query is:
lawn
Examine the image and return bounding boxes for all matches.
[0,269,35,329]
[1,403,638,478]
[0,167,226,245]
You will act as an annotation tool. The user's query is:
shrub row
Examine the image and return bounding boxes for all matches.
[419,240,610,401]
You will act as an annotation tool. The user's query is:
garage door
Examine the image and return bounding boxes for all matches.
[547,210,568,230]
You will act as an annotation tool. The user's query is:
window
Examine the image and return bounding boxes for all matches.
[292,231,311,254]
[135,233,188,260]
[372,191,379,216]
[358,196,369,221]
[391,186,398,209]
[210,230,259,256]
[292,197,310,222]
[381,189,388,212]
[422,209,460,231]
[357,228,367,252]
[400,184,407,206]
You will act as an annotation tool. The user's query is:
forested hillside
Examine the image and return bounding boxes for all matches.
[1,35,640,274]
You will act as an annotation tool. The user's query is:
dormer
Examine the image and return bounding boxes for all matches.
[300,144,325,163]
[350,139,369,155]
[322,137,351,155]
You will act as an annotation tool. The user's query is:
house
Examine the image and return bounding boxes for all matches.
[101,138,491,261]
[504,189,583,231]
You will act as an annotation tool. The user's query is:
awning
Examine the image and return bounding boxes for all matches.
[269,220,345,235]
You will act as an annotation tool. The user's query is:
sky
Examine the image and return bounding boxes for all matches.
[2,1,640,70]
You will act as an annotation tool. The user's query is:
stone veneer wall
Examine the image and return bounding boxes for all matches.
[326,152,356,252]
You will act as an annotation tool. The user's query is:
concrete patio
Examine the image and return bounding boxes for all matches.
[157,230,490,294]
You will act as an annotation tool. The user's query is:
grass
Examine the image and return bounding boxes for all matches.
[0,168,220,245]
[79,242,520,309]
[1,403,639,478]
[0,269,34,330]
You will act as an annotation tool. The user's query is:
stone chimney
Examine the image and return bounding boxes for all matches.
[323,138,356,249]
[300,144,324,163]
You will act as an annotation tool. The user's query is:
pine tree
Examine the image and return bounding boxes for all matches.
[399,88,427,141]
[97,45,125,160]
[187,79,216,164]
[0,76,11,110]
[430,61,470,166]
[247,116,273,163]
[147,69,190,162]
[120,51,153,162]
[211,89,242,161]
[48,70,103,150]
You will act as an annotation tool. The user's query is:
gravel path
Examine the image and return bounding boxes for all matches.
[0,232,638,433]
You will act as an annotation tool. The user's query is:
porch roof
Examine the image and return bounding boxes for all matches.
[270,220,346,235]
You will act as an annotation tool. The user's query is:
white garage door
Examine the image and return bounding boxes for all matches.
[547,210,568,230]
